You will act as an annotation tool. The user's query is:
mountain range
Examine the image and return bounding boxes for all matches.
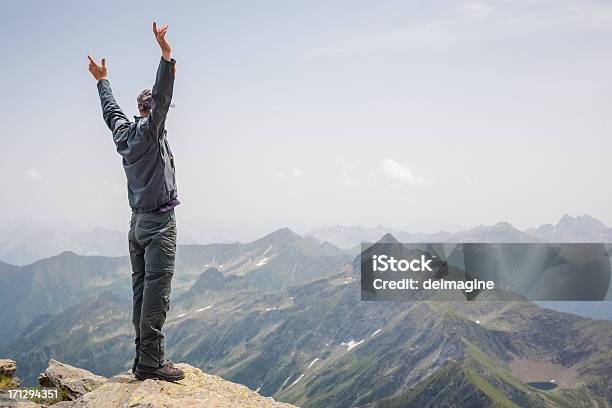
[0,226,126,266]
[305,214,612,249]
[3,214,612,266]
[1,216,612,406]
[2,241,611,407]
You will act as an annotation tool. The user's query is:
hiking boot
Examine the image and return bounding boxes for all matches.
[135,360,185,381]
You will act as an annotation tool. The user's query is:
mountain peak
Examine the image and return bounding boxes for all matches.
[57,250,80,258]
[558,213,605,227]
[528,214,612,242]
[32,359,296,407]
[268,227,299,238]
[492,221,514,230]
[559,214,576,224]
[378,233,400,244]
[255,228,302,246]
[28,250,81,266]
[187,267,225,293]
[452,221,539,243]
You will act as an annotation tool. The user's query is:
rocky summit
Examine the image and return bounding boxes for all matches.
[52,363,296,408]
[1,360,297,408]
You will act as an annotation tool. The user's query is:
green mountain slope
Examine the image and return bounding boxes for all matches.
[0,228,347,345]
[374,360,519,408]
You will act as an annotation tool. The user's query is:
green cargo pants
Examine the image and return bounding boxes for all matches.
[128,209,177,368]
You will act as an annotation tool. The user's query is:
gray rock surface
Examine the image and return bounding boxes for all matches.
[0,359,38,407]
[38,360,106,401]
[0,359,20,390]
[0,360,17,378]
[50,363,296,408]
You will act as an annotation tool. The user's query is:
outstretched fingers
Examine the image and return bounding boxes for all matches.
[153,22,169,37]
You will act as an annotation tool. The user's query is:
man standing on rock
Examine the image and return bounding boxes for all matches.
[87,22,184,382]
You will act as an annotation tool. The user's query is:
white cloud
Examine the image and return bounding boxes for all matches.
[25,169,41,181]
[379,159,427,186]
[466,177,479,185]
[278,168,303,180]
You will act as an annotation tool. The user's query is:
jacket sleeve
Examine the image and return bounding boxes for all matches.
[97,79,131,145]
[146,57,176,140]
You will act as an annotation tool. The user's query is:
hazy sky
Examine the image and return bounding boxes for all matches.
[3,0,612,239]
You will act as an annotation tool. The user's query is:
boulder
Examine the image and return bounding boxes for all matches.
[0,359,20,389]
[49,363,296,408]
[38,360,107,401]
[0,359,37,406]
[0,359,17,377]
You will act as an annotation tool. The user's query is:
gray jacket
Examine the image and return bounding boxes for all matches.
[97,57,177,213]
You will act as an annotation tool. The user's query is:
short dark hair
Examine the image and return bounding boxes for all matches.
[137,89,152,111]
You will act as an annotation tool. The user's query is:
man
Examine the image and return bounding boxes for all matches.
[87,22,184,382]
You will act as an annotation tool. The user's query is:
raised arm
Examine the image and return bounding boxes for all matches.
[146,22,176,139]
[88,55,131,138]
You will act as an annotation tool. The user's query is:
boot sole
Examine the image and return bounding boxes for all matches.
[135,370,185,382]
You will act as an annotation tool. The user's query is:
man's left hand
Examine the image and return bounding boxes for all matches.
[87,55,107,81]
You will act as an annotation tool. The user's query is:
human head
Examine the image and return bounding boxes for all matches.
[137,89,152,117]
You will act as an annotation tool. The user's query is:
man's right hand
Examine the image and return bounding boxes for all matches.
[153,22,172,62]
[88,55,107,81]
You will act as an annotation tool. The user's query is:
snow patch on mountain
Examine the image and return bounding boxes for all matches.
[288,374,304,388]
[341,339,364,351]
[307,358,319,369]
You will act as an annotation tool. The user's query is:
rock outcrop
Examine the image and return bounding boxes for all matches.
[0,359,20,389]
[38,360,106,401]
[0,359,40,407]
[50,363,296,408]
[0,360,17,377]
[1,359,296,407]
